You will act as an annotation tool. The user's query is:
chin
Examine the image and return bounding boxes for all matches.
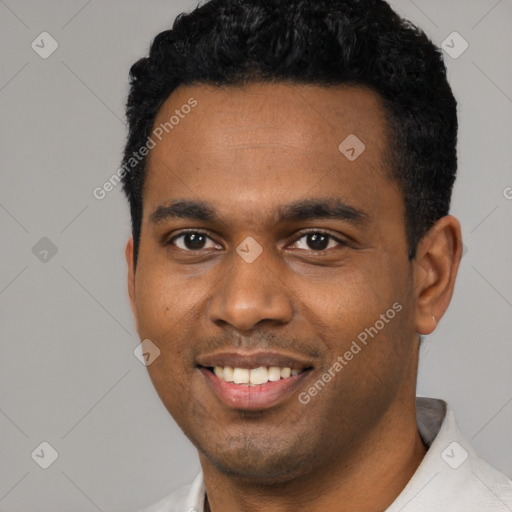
[198,438,313,484]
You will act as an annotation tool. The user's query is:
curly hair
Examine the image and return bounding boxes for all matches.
[121,0,458,268]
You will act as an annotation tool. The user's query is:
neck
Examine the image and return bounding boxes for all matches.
[200,396,428,512]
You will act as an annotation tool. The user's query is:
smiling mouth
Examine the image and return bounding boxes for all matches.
[201,365,313,386]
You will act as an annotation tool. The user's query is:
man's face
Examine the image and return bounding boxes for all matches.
[128,83,420,482]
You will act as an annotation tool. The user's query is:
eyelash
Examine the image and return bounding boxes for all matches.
[166,229,348,252]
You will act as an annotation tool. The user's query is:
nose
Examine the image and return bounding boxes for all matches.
[207,241,294,332]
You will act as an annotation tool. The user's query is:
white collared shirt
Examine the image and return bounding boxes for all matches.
[141,397,512,511]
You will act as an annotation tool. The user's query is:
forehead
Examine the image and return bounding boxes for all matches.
[143,82,398,225]
[149,81,388,157]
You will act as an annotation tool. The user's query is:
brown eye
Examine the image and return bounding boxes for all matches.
[305,233,329,250]
[290,231,346,251]
[169,231,220,251]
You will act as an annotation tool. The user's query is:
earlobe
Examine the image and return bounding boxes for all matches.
[413,215,462,335]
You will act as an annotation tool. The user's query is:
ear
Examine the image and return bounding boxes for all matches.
[413,215,462,335]
[125,237,139,333]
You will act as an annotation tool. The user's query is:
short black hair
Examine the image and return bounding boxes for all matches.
[121,0,458,268]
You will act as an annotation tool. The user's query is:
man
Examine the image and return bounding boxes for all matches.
[121,0,512,510]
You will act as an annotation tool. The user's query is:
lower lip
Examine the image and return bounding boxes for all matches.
[199,367,311,410]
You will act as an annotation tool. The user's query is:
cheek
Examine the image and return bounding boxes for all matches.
[133,268,200,415]
[134,264,198,336]
[306,262,389,320]
[133,265,212,387]
[319,260,406,348]
[134,272,170,336]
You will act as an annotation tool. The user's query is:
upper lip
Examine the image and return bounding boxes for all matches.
[196,350,315,371]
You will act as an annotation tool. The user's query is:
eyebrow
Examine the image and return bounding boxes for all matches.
[149,198,369,226]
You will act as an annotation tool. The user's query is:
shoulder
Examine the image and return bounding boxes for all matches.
[388,397,512,511]
[460,454,512,510]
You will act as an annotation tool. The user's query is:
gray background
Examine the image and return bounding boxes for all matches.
[0,0,511,510]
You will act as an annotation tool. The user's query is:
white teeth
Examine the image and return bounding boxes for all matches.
[233,368,250,384]
[212,366,299,385]
[268,366,282,381]
[250,367,269,385]
[223,366,234,382]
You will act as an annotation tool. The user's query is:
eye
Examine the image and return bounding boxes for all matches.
[288,231,347,252]
[168,230,221,251]
[167,229,347,253]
